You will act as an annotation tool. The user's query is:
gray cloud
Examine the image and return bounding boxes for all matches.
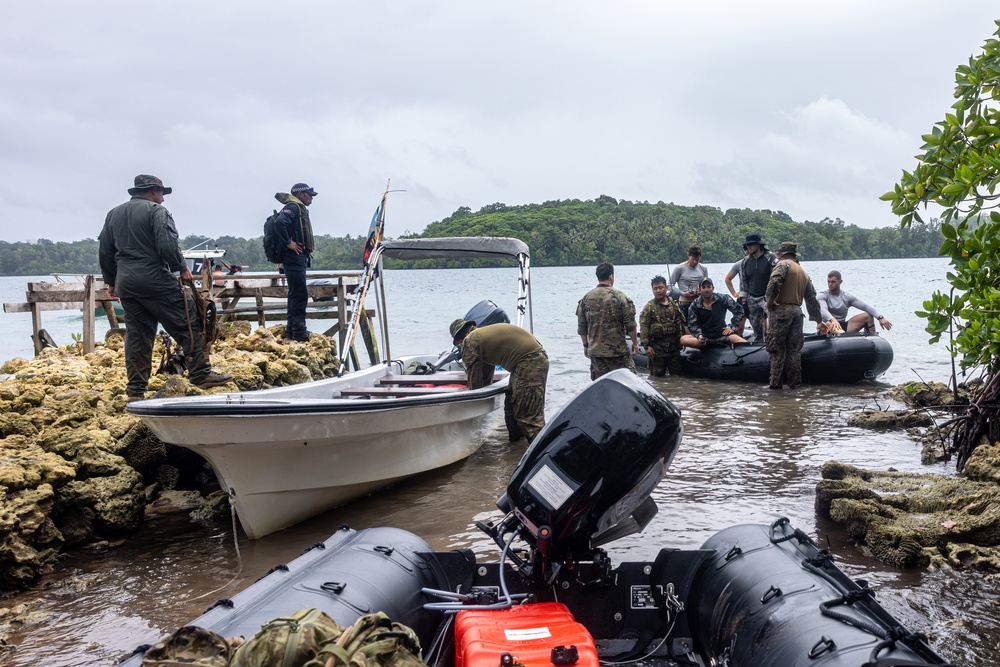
[0,1,995,243]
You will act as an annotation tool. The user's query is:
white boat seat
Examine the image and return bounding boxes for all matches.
[338,386,468,397]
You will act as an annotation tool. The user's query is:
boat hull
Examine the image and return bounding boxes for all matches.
[636,332,893,383]
[128,356,506,538]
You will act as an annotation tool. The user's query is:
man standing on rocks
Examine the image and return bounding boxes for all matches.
[99,174,232,400]
[764,242,827,389]
[577,261,639,379]
[273,182,317,341]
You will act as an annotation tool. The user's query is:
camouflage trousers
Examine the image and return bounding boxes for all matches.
[747,295,767,342]
[647,338,682,376]
[765,306,804,388]
[506,349,549,443]
[590,353,636,381]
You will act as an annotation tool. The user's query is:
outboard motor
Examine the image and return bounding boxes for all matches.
[431,300,511,370]
[482,370,682,582]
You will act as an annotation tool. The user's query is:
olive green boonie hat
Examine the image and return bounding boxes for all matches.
[776,242,798,257]
[450,318,473,345]
[129,174,173,195]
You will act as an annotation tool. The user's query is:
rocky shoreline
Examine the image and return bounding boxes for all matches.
[0,323,341,593]
[2,332,999,602]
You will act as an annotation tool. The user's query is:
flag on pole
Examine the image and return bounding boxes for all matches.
[362,202,383,267]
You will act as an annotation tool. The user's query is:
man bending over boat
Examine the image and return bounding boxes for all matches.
[450,320,549,444]
[679,278,746,348]
[817,270,893,335]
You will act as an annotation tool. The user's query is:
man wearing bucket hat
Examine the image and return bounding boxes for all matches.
[273,182,318,341]
[738,232,778,341]
[98,175,232,400]
[764,243,828,389]
[449,319,549,443]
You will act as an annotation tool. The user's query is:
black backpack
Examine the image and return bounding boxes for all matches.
[262,210,283,263]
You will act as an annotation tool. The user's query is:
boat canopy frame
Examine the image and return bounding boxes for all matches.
[339,234,533,372]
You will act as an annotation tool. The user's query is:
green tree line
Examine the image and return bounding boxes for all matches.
[0,197,943,275]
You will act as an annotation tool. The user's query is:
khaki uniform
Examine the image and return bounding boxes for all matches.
[764,259,822,388]
[576,284,637,380]
[639,298,685,376]
[462,324,549,442]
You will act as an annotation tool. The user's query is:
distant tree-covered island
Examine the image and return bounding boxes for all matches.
[0,196,944,275]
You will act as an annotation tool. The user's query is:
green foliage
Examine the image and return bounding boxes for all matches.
[2,200,943,276]
[881,19,1000,371]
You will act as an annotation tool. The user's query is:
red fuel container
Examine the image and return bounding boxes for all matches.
[455,602,599,667]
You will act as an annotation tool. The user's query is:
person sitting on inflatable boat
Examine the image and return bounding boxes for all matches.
[679,277,747,348]
[817,270,893,335]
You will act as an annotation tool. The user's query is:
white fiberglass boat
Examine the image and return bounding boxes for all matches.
[128,225,534,539]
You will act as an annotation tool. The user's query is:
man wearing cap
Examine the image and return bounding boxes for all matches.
[577,262,640,379]
[817,270,893,334]
[679,277,746,348]
[668,244,709,320]
[98,175,233,400]
[764,242,828,389]
[273,183,318,341]
[639,275,687,376]
[738,233,778,341]
[449,320,549,443]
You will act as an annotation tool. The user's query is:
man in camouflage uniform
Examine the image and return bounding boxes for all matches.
[577,262,639,380]
[764,242,828,389]
[99,175,232,400]
[450,319,549,443]
[639,275,686,376]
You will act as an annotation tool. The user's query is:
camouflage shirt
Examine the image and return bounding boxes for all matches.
[639,298,686,347]
[765,259,823,322]
[576,284,637,357]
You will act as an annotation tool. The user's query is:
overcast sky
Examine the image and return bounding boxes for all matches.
[1,2,996,244]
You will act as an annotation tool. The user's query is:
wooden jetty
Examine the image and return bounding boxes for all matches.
[2,270,378,368]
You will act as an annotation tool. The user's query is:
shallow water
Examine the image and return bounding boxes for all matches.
[1,258,996,665]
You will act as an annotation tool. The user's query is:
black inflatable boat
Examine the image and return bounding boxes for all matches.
[119,371,947,667]
[636,332,893,383]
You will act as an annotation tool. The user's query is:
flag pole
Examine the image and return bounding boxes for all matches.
[338,180,389,373]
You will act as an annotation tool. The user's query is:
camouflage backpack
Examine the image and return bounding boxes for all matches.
[140,625,235,667]
[304,612,426,667]
[230,607,346,667]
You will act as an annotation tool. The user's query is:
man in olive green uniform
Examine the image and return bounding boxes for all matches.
[450,319,549,443]
[764,242,828,389]
[639,275,686,376]
[98,175,232,400]
[577,262,639,380]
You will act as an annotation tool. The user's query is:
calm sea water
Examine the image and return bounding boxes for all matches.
[1,258,994,665]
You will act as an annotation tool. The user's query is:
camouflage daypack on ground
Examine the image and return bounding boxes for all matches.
[140,625,235,667]
[230,607,346,667]
[304,612,426,667]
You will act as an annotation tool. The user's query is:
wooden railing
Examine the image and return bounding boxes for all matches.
[3,271,377,367]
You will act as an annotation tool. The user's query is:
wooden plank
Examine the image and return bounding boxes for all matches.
[82,276,95,353]
[338,386,467,397]
[5,302,86,313]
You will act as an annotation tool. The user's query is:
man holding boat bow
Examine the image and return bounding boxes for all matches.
[449,320,549,444]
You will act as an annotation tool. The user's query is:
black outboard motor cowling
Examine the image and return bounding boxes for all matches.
[464,299,510,328]
[500,370,682,562]
[431,300,512,371]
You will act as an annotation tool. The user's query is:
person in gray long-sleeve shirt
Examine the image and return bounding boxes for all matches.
[816,270,893,334]
[98,174,231,399]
